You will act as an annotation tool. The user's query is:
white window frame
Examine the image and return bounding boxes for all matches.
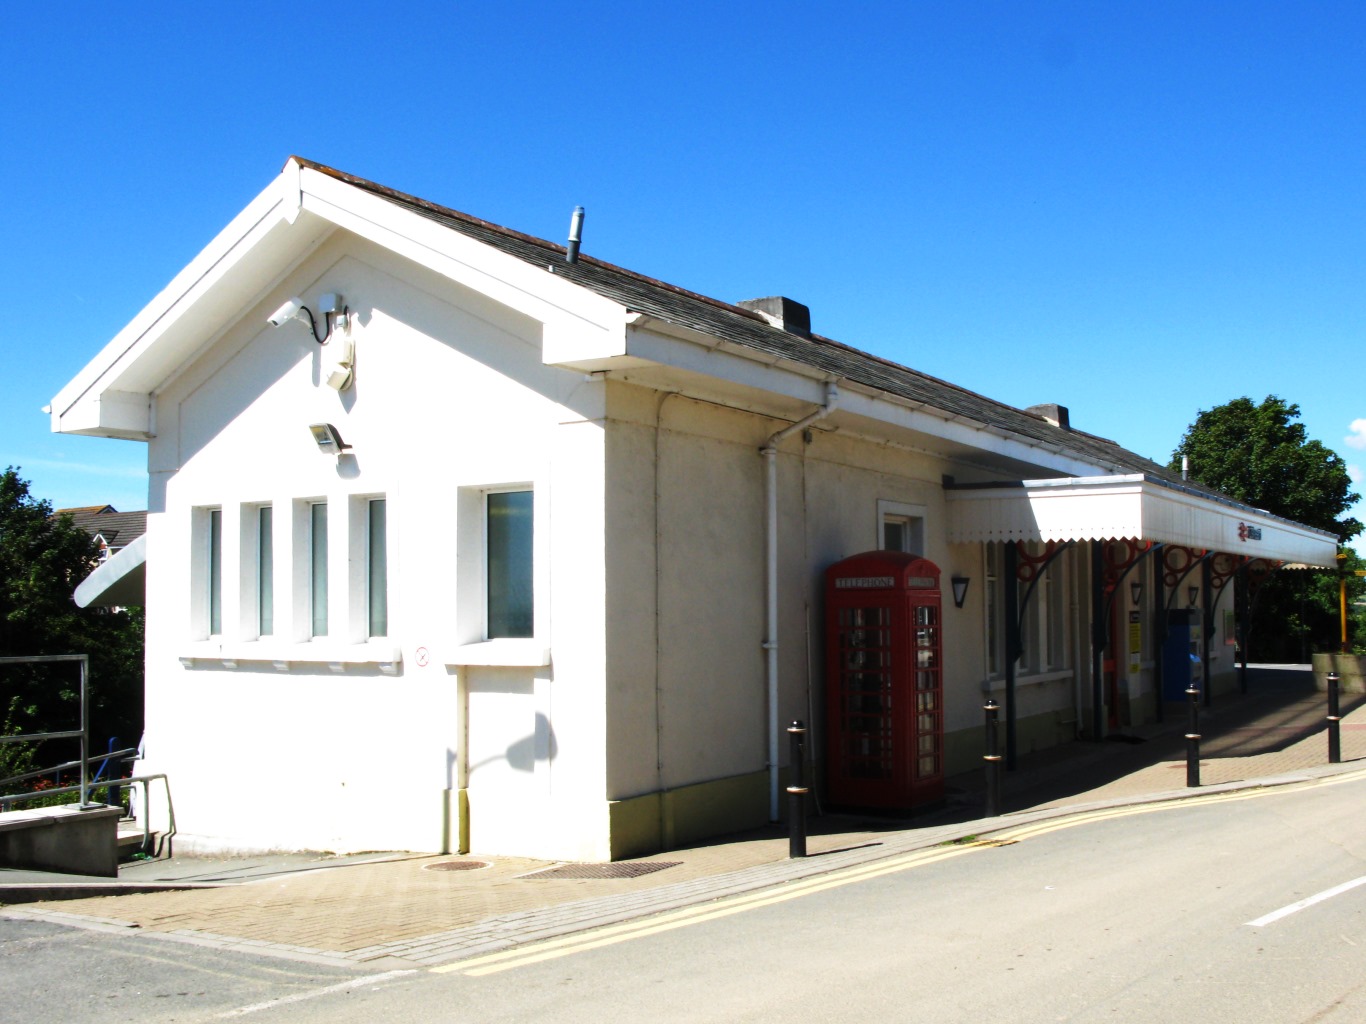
[179,493,399,670]
[191,507,224,642]
[452,481,548,666]
[346,494,390,641]
[309,500,328,638]
[877,500,926,555]
[239,503,274,640]
[258,504,275,638]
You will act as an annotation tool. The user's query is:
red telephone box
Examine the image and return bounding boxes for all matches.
[825,551,944,811]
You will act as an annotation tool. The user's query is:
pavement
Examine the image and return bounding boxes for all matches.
[4,664,1365,971]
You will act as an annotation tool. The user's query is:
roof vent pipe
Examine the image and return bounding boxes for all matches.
[1182,455,1189,481]
[565,205,585,263]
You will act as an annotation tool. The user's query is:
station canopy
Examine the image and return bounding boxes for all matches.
[945,474,1338,567]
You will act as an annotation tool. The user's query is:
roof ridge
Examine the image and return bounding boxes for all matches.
[290,157,773,328]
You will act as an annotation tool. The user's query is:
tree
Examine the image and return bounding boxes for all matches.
[0,468,144,772]
[1170,397,1363,660]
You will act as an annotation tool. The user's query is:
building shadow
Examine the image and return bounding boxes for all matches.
[929,664,1363,821]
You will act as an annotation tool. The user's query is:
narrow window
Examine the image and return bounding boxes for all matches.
[310,501,328,637]
[258,505,274,636]
[368,498,388,637]
[1046,557,1069,670]
[883,516,909,552]
[877,502,925,555]
[208,508,223,636]
[486,490,533,638]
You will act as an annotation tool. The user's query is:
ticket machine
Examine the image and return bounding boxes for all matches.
[1162,608,1203,700]
[824,551,944,811]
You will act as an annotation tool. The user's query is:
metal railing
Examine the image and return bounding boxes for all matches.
[0,654,97,804]
[0,653,176,856]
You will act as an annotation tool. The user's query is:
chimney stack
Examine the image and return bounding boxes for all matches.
[1027,403,1070,429]
[737,296,811,338]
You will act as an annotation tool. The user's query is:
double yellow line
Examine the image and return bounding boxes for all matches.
[436,766,1366,976]
[435,843,983,977]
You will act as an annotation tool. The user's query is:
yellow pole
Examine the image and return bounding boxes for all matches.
[1339,552,1349,654]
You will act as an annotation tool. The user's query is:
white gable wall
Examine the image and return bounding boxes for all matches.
[141,233,614,859]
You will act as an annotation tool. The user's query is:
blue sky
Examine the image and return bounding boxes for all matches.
[3,2,1363,548]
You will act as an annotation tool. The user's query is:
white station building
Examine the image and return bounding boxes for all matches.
[53,158,1338,860]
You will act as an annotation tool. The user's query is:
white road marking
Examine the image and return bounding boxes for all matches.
[1245,876,1366,928]
[215,969,416,1017]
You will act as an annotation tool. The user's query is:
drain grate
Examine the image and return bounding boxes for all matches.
[519,861,682,880]
[424,859,491,872]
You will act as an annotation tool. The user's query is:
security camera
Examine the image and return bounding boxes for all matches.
[267,297,307,327]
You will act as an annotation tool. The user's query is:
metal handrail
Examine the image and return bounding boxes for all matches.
[0,729,84,744]
[0,747,138,790]
[0,773,176,858]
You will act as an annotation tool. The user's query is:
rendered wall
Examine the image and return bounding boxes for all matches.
[600,382,1067,848]
[141,234,611,859]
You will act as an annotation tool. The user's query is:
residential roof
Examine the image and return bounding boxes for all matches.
[56,507,148,550]
[297,158,1187,489]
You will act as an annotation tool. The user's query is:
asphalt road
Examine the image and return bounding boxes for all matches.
[6,773,1366,1023]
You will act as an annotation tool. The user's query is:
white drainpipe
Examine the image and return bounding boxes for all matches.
[760,380,839,820]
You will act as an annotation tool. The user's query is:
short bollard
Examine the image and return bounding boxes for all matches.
[1327,671,1342,764]
[983,698,1003,817]
[787,720,808,859]
[1185,686,1201,788]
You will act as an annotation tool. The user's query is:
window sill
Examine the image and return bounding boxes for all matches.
[447,639,550,667]
[179,640,403,674]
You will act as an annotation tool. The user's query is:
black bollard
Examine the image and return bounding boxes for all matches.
[1185,686,1201,788]
[786,721,808,859]
[1328,671,1342,764]
[983,698,1003,817]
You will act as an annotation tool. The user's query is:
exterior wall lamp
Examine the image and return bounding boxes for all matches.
[950,575,970,609]
[309,423,351,456]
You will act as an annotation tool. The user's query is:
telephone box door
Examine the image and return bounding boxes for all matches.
[825,552,944,811]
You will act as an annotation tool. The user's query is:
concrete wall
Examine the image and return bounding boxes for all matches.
[1312,653,1366,693]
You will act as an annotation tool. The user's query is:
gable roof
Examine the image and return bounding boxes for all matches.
[300,159,1180,486]
[48,157,1337,565]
